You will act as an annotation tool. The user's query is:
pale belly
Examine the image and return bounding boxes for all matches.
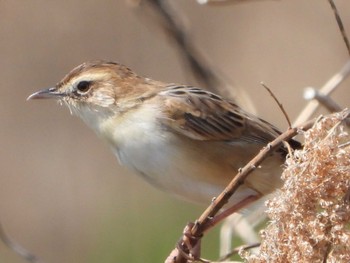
[111,129,283,206]
[94,104,284,207]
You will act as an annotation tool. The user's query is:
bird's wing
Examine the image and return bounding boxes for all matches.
[158,85,282,144]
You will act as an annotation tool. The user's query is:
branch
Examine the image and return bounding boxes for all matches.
[218,242,260,262]
[168,111,329,263]
[294,2,349,125]
[294,59,350,125]
[303,87,343,112]
[0,222,43,263]
[261,82,292,128]
[328,0,350,55]
[196,0,275,5]
[132,0,257,114]
[244,110,350,262]
[140,0,223,92]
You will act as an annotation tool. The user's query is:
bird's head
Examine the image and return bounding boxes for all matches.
[28,61,159,129]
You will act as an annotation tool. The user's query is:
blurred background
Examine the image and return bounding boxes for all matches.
[0,1,349,262]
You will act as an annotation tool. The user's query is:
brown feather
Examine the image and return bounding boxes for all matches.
[159,85,282,145]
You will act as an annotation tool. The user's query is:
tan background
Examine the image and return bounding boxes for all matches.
[1,1,349,262]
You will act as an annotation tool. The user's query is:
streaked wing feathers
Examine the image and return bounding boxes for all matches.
[159,85,281,144]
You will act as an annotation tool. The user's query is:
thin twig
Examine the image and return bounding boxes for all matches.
[169,110,350,263]
[218,242,260,262]
[170,116,322,263]
[328,0,350,56]
[0,222,43,263]
[294,59,350,126]
[261,82,292,128]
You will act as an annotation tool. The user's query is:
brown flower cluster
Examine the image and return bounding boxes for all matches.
[246,111,350,263]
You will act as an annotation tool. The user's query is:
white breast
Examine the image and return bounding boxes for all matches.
[96,103,259,205]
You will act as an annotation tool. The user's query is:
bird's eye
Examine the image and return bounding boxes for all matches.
[76,81,92,93]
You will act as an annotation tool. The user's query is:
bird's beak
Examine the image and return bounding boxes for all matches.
[27,87,66,101]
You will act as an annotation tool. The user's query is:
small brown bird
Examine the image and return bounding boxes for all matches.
[28,61,299,209]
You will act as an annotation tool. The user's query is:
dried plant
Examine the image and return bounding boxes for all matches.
[246,110,350,263]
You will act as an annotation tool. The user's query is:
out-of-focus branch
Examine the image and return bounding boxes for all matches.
[294,59,350,126]
[0,222,43,263]
[130,0,256,113]
[328,0,350,56]
[303,87,343,113]
[218,242,260,262]
[293,1,350,126]
[138,0,223,92]
[197,0,276,5]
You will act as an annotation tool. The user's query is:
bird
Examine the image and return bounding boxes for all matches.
[27,60,300,210]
